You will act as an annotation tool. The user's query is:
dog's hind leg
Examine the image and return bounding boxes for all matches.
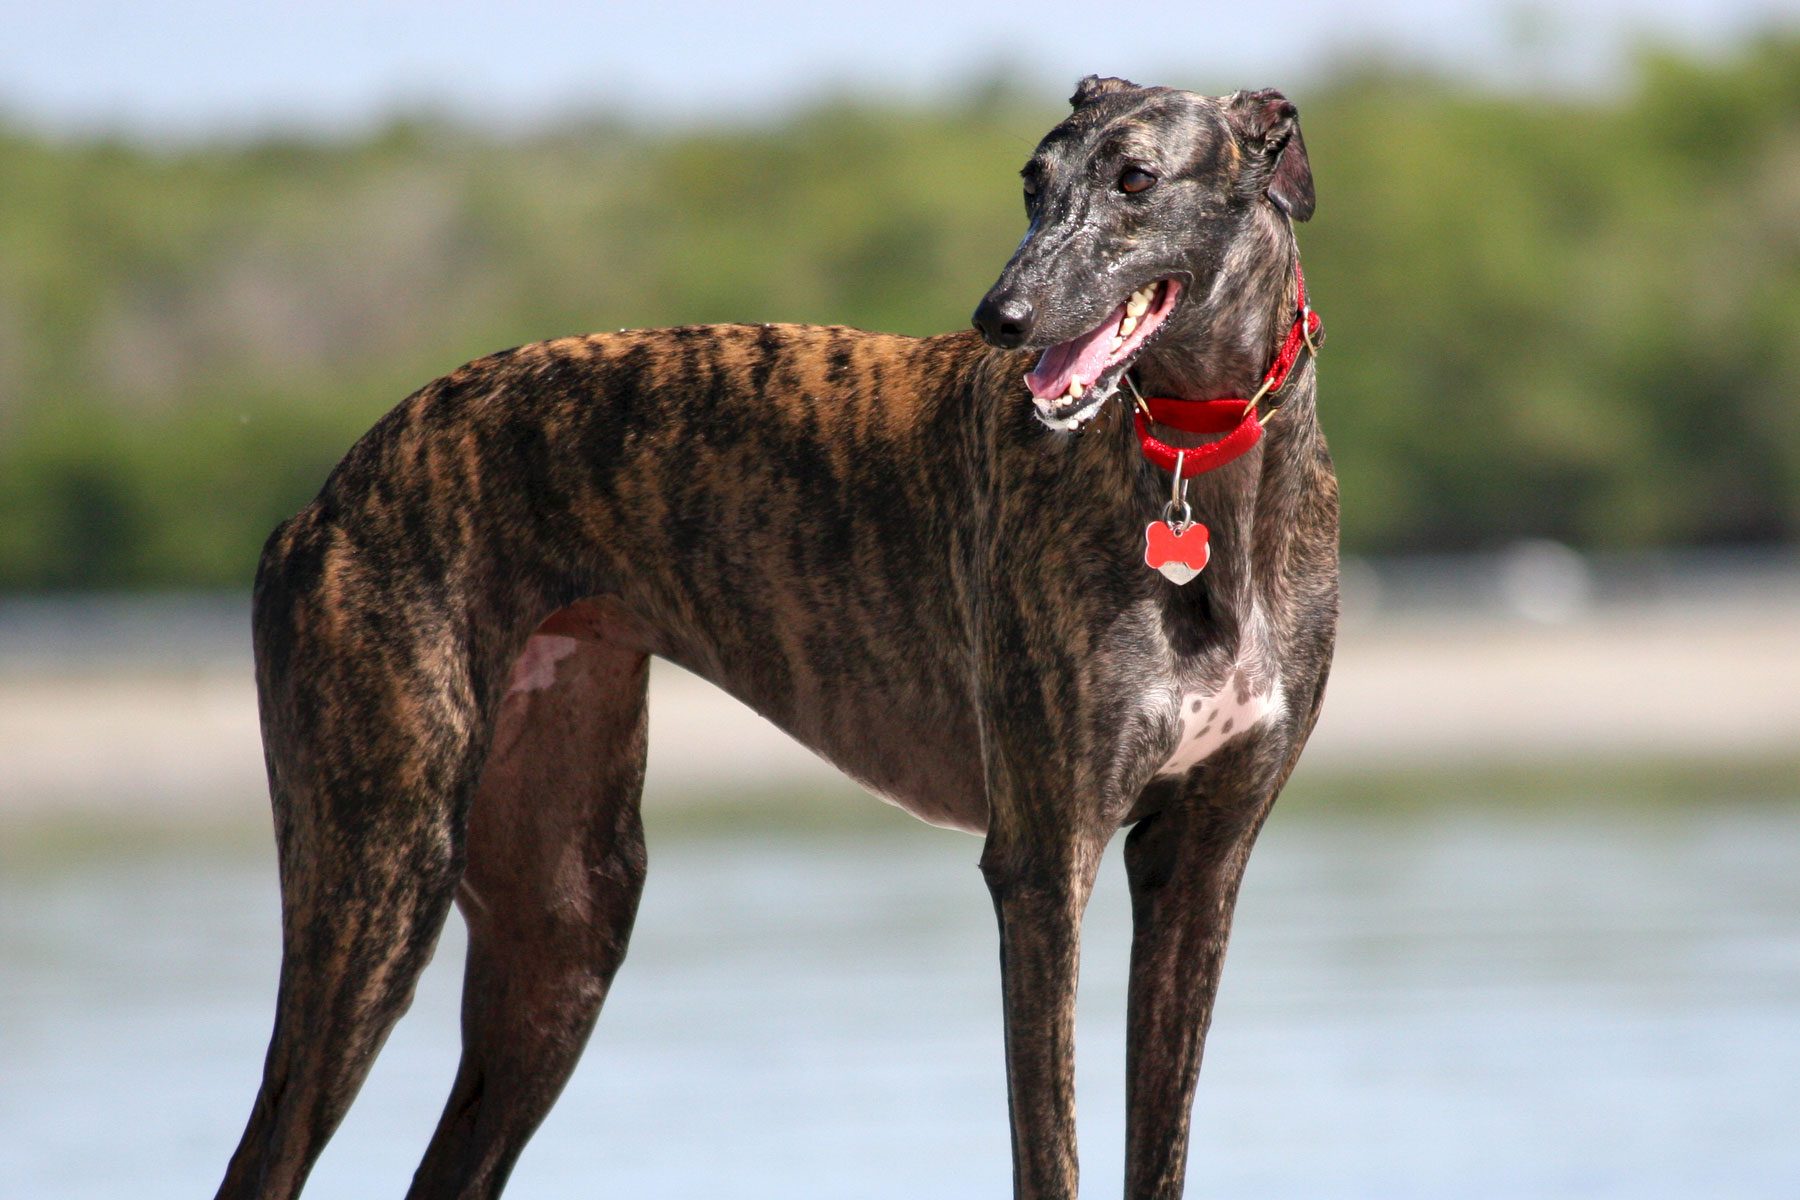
[216,537,499,1200]
[405,614,651,1200]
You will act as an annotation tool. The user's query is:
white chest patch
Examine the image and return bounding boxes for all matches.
[1155,672,1285,777]
[507,634,579,696]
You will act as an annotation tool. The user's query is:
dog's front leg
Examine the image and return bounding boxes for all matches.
[979,778,1110,1199]
[1119,770,1273,1199]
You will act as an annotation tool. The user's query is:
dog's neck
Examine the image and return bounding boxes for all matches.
[1118,214,1317,634]
[1134,214,1299,403]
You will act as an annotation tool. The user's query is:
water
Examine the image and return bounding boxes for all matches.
[3,803,1798,1199]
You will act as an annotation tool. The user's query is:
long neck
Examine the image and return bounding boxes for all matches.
[1135,211,1298,402]
[1129,215,1321,633]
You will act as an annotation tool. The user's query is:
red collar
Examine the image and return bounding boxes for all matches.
[1132,260,1322,480]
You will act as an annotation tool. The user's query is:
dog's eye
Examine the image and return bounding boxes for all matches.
[1119,167,1158,194]
[1021,176,1039,199]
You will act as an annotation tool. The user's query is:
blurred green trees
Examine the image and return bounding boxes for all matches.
[1,37,1796,589]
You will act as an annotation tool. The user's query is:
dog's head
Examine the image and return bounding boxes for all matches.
[972,77,1313,429]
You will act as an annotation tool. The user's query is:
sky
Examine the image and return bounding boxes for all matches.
[2,0,1795,139]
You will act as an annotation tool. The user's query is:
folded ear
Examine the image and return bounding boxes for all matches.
[1070,74,1140,110]
[1226,88,1315,222]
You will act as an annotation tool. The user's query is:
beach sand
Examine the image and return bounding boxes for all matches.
[5,593,1794,826]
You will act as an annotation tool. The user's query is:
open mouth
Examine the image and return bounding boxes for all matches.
[1025,279,1183,430]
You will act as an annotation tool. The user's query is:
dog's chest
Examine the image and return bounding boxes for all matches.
[1154,670,1285,777]
[1142,603,1286,778]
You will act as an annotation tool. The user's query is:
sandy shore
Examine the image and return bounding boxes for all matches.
[4,586,1794,826]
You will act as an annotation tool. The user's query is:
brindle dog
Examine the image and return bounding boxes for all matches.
[217,76,1337,1200]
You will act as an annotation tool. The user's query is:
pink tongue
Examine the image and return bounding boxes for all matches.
[1025,303,1124,401]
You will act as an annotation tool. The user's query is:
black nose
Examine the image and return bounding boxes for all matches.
[972,293,1035,349]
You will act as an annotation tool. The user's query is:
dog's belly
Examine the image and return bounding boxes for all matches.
[743,685,992,834]
[505,630,989,831]
[1154,670,1285,778]
[663,650,991,834]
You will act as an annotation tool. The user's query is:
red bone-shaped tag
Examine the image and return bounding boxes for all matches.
[1144,520,1210,585]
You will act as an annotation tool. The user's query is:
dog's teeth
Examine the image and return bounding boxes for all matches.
[1126,293,1149,318]
[1119,315,1138,338]
[1067,380,1084,399]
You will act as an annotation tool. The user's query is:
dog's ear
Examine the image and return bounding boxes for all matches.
[1226,88,1315,222]
[1070,75,1139,110]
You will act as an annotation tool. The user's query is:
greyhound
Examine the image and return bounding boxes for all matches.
[215,75,1336,1200]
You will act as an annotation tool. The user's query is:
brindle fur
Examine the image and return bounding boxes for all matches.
[217,78,1337,1200]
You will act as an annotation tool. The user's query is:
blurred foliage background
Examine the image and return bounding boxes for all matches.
[0,34,1795,590]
